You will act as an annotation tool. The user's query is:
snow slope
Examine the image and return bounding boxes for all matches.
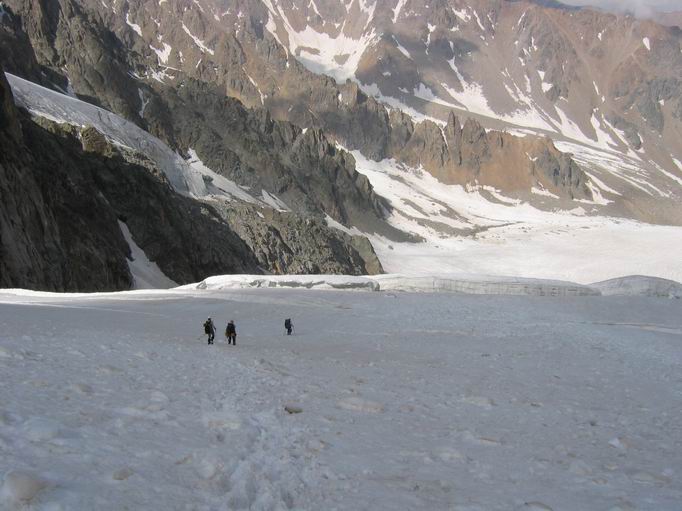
[6,73,267,208]
[118,221,177,290]
[1,288,681,509]
[591,275,682,298]
[6,73,207,198]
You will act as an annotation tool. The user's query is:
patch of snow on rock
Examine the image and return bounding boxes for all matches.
[118,221,177,289]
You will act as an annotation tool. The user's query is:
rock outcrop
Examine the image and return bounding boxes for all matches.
[217,203,383,275]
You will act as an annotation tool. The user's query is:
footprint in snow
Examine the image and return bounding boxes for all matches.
[461,396,496,409]
[336,397,384,413]
[22,417,76,443]
[98,364,123,374]
[0,470,50,506]
[517,503,554,511]
[112,467,134,481]
[460,430,502,446]
[68,383,94,395]
[437,447,464,462]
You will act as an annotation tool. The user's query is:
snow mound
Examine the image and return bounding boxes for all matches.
[185,274,380,291]
[375,274,599,296]
[184,273,598,296]
[590,275,682,298]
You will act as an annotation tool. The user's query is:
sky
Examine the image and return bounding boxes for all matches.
[560,0,682,16]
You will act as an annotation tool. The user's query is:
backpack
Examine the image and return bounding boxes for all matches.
[284,318,291,329]
[204,321,211,334]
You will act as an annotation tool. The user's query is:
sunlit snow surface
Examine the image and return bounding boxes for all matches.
[347,151,682,284]
[0,287,681,509]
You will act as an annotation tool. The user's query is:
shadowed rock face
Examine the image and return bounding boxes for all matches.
[216,203,383,275]
[0,71,262,291]
[145,79,396,235]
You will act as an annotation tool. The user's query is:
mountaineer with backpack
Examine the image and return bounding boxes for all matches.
[225,320,237,345]
[284,318,293,336]
[204,317,216,345]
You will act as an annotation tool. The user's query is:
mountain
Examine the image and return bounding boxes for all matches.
[0,0,596,204]
[9,0,674,221]
[0,0,681,289]
[250,0,682,222]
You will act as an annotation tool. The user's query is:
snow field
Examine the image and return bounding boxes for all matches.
[347,151,682,284]
[1,288,681,510]
[0,294,323,510]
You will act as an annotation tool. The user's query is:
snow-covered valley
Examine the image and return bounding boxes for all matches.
[1,286,680,510]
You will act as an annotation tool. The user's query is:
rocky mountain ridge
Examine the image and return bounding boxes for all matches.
[30,0,676,223]
[1,0,596,204]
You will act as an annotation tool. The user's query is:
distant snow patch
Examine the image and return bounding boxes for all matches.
[137,88,149,117]
[392,0,408,23]
[452,7,471,22]
[359,82,445,125]
[182,23,214,55]
[125,13,143,37]
[186,149,258,203]
[531,185,559,199]
[643,37,651,51]
[393,35,412,59]
[413,83,457,108]
[261,0,377,82]
[325,214,363,236]
[150,42,172,64]
[261,190,290,211]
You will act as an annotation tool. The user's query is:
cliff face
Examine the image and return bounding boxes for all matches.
[0,71,260,291]
[0,70,132,291]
